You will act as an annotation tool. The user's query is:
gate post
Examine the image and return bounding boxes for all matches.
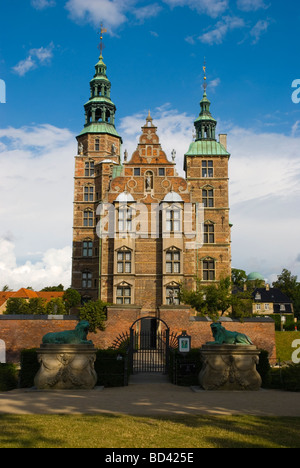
[165,328,170,374]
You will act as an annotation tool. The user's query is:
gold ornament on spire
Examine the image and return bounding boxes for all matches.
[203,58,207,92]
[99,24,108,58]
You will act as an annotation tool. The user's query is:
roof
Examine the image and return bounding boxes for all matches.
[78,123,122,139]
[253,287,293,304]
[247,272,265,281]
[0,289,64,307]
[185,140,230,157]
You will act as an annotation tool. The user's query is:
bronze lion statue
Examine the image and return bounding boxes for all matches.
[42,321,93,345]
[208,322,253,346]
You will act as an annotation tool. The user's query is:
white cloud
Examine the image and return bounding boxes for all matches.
[13,43,55,76]
[237,0,270,12]
[31,0,56,9]
[65,0,130,30]
[199,15,245,45]
[0,124,75,281]
[250,19,271,44]
[163,0,229,18]
[0,239,72,291]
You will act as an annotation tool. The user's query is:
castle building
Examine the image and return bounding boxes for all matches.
[71,49,231,317]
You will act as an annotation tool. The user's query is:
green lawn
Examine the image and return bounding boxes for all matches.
[276,331,300,362]
[0,414,300,448]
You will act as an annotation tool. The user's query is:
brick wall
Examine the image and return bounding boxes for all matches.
[0,310,276,363]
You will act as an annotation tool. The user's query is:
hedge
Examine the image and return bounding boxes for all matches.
[0,363,18,391]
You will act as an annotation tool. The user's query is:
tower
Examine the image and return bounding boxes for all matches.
[183,67,231,284]
[71,41,123,300]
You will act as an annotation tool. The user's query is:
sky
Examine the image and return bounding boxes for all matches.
[0,0,300,290]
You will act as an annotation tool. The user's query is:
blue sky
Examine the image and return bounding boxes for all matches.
[0,0,300,290]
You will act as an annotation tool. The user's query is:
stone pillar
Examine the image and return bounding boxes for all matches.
[199,344,262,391]
[34,344,98,390]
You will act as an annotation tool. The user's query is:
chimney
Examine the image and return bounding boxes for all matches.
[266,283,270,291]
[219,134,227,150]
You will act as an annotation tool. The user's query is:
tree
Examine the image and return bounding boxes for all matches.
[179,276,232,319]
[45,298,66,315]
[1,285,12,292]
[5,298,29,315]
[41,284,65,292]
[63,288,81,313]
[78,300,108,333]
[28,297,46,315]
[272,269,300,318]
[231,269,247,288]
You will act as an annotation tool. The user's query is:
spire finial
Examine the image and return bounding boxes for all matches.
[98,23,107,58]
[203,57,207,93]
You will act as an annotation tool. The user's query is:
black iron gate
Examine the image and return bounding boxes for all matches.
[129,317,170,374]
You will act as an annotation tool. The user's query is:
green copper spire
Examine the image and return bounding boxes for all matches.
[193,61,217,141]
[79,31,121,139]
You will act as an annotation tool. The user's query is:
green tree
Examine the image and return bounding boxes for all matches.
[41,284,65,292]
[45,298,66,315]
[180,276,232,319]
[63,288,81,313]
[272,269,300,318]
[28,297,46,315]
[231,269,247,288]
[5,298,29,315]
[78,300,108,333]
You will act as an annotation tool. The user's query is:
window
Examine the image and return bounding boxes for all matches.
[134,168,141,176]
[202,161,213,178]
[85,161,95,177]
[83,210,94,227]
[116,285,131,304]
[166,286,180,305]
[166,209,181,232]
[95,139,100,151]
[83,241,93,257]
[204,223,215,244]
[166,250,180,273]
[203,259,215,281]
[84,186,94,202]
[118,207,133,232]
[202,188,214,207]
[117,250,132,273]
[265,303,270,311]
[82,271,92,289]
[159,168,165,176]
[256,304,261,311]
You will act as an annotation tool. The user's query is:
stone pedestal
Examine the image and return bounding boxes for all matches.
[199,345,262,391]
[34,344,98,390]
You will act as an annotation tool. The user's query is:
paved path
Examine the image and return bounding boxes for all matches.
[0,374,300,417]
